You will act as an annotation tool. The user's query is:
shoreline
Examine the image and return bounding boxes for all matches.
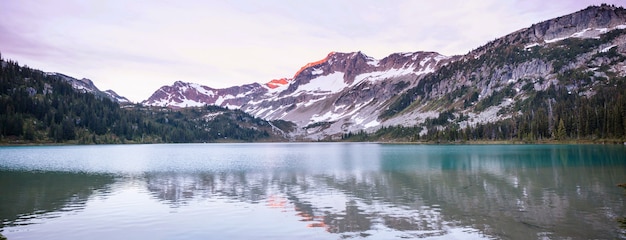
[2,139,625,146]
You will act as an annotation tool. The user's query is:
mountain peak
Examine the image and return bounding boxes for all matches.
[104,90,131,104]
[292,51,336,78]
[263,52,338,89]
[266,78,290,89]
[173,80,190,87]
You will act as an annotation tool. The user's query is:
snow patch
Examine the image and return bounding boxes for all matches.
[363,120,380,128]
[434,55,449,62]
[293,72,347,95]
[310,110,341,123]
[524,43,540,50]
[544,36,567,43]
[301,96,327,108]
[311,68,324,75]
[171,98,205,108]
[544,25,626,44]
[419,57,432,66]
[366,56,380,66]
[203,112,224,121]
[353,117,366,125]
[353,66,420,84]
[416,63,435,75]
[571,28,592,38]
[600,45,617,53]
[215,96,225,105]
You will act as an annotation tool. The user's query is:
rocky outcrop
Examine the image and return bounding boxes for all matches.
[470,5,626,59]
[104,90,131,104]
[47,72,131,104]
[526,4,626,42]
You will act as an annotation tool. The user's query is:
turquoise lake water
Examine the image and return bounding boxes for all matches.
[0,143,625,239]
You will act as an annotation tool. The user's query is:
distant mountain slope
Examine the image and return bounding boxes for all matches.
[142,80,266,109]
[0,58,291,143]
[104,89,131,103]
[46,72,132,104]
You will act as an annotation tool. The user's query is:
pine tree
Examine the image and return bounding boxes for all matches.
[556,118,567,140]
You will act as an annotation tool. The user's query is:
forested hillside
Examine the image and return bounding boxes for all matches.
[0,55,290,144]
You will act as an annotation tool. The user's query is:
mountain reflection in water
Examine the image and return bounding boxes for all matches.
[1,144,625,239]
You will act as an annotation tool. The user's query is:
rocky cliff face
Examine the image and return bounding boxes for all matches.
[526,4,626,42]
[382,4,626,133]
[471,5,626,58]
[141,4,626,140]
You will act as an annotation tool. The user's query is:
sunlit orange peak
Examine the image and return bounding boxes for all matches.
[292,51,335,78]
[265,52,335,89]
[266,78,290,89]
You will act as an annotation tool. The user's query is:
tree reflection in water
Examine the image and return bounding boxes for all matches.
[141,144,626,239]
[0,171,115,228]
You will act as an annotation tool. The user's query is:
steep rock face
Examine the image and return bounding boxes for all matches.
[526,4,626,42]
[471,5,626,58]
[383,4,626,133]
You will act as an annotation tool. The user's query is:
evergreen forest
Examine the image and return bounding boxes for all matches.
[0,55,289,144]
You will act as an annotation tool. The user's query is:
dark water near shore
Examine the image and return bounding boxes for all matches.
[0,143,625,239]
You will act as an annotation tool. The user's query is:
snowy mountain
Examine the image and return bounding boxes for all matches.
[142,4,626,140]
[142,80,266,109]
[143,51,453,139]
[242,51,453,139]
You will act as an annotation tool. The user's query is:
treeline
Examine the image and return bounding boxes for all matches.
[0,56,280,144]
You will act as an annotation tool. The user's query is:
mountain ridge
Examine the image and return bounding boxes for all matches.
[46,72,132,104]
[140,4,626,140]
[142,50,452,139]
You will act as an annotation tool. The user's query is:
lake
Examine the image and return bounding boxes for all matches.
[0,143,625,239]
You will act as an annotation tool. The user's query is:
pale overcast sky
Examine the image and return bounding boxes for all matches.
[1,0,624,102]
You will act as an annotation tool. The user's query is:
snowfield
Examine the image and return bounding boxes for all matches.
[291,72,347,95]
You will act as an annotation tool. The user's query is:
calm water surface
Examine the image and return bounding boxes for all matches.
[0,143,625,239]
